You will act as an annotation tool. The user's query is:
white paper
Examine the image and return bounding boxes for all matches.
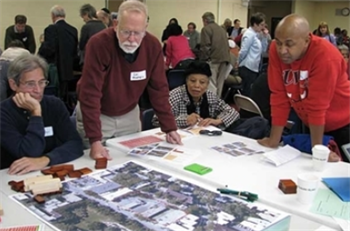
[262,145,301,167]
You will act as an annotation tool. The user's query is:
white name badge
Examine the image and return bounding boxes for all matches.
[44,126,54,137]
[130,70,146,81]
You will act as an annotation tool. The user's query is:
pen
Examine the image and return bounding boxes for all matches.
[217,188,258,202]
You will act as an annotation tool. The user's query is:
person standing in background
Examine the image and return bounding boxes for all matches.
[4,15,36,54]
[97,8,113,28]
[315,21,337,46]
[79,4,106,66]
[230,19,243,39]
[238,12,267,96]
[200,12,231,98]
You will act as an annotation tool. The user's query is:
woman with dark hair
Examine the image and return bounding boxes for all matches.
[315,21,336,46]
[165,24,195,70]
[161,18,178,54]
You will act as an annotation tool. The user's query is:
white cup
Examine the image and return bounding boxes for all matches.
[297,173,320,204]
[312,145,330,172]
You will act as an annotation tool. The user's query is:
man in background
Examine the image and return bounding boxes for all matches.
[97,8,113,27]
[38,5,78,98]
[4,15,36,53]
[200,12,231,98]
[230,19,243,39]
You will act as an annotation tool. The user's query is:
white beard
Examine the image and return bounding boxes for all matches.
[119,41,140,54]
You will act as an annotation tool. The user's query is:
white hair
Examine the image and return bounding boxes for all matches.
[117,0,148,24]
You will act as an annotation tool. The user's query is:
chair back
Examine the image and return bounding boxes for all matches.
[167,69,186,90]
[142,108,155,131]
[234,94,263,117]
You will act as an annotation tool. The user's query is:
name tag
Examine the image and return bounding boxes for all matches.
[130,70,146,81]
[44,126,54,137]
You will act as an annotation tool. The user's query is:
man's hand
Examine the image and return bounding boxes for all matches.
[13,92,41,116]
[90,141,111,160]
[187,113,201,126]
[257,137,280,148]
[328,151,340,162]
[8,156,50,175]
[166,131,183,145]
[198,118,222,127]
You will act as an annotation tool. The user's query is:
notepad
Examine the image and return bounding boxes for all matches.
[262,145,301,167]
[323,177,350,202]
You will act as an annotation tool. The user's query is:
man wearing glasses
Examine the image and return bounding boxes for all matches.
[0,54,83,174]
[76,0,182,160]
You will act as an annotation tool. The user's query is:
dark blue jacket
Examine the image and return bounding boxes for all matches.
[1,95,83,169]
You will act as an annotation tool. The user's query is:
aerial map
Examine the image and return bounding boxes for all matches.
[11,161,289,231]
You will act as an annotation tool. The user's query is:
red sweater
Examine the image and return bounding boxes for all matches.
[165,35,194,68]
[77,28,177,143]
[268,35,350,132]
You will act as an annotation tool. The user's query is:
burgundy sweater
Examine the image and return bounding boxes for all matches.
[77,28,177,143]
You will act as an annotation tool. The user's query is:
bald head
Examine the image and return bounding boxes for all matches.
[274,14,311,64]
[276,14,310,38]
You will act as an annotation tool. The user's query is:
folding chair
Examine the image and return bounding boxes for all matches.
[141,108,155,131]
[234,94,263,117]
[167,69,186,91]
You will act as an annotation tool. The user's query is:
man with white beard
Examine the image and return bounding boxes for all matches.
[76,0,182,160]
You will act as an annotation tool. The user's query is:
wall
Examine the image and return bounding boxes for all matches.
[313,1,350,31]
[292,0,350,32]
[250,0,292,33]
[0,0,105,52]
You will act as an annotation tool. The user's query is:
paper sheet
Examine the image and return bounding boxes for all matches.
[262,145,301,166]
[310,189,350,221]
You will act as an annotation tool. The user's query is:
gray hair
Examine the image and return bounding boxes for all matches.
[8,54,48,84]
[202,12,215,23]
[338,44,349,51]
[51,5,66,18]
[80,4,97,19]
[117,0,148,24]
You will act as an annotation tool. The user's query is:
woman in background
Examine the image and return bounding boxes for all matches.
[161,18,178,54]
[315,21,337,46]
[165,24,195,70]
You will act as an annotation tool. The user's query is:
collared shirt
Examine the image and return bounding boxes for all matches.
[239,27,267,73]
[157,85,239,129]
[183,30,200,50]
[230,28,240,39]
[14,26,25,33]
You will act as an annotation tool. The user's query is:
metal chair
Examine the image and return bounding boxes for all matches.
[167,69,186,91]
[234,94,263,117]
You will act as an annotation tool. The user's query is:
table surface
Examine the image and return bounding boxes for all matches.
[0,128,347,230]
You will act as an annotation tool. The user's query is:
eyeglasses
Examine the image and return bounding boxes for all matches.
[119,30,145,39]
[20,80,49,89]
[199,130,223,136]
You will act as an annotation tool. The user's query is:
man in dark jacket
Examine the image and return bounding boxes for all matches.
[4,15,36,53]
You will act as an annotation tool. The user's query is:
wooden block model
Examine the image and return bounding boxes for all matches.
[29,178,62,196]
[41,169,55,175]
[95,158,108,169]
[49,164,74,172]
[34,195,45,204]
[9,180,24,192]
[24,175,53,192]
[78,167,93,175]
[68,170,82,178]
[278,179,297,194]
[0,203,3,216]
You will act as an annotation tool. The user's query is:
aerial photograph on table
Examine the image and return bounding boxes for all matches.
[10,161,289,231]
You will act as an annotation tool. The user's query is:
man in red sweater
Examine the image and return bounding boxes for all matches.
[77,1,182,160]
[258,14,350,162]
